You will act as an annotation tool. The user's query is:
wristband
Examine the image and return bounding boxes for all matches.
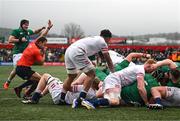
[19,37,22,42]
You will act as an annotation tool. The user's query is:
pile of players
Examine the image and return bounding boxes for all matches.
[4,19,180,110]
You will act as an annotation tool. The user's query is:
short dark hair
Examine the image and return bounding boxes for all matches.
[20,19,29,27]
[170,69,180,80]
[100,29,112,38]
[36,36,47,43]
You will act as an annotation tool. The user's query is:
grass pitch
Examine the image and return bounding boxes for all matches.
[0,66,180,120]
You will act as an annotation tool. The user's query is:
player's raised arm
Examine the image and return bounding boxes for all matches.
[33,26,46,34]
[39,20,53,38]
[125,53,151,62]
[154,59,177,70]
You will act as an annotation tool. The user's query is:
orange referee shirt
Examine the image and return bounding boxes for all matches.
[17,43,43,67]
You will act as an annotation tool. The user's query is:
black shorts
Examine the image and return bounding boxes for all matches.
[16,66,35,80]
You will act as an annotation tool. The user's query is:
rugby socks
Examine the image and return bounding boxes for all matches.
[79,91,87,99]
[31,92,42,103]
[25,81,38,96]
[154,97,162,105]
[18,80,34,89]
[88,98,110,107]
[7,79,11,83]
[60,88,67,101]
[72,85,83,92]
[76,91,87,104]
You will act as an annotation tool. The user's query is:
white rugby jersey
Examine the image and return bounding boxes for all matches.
[71,36,108,56]
[108,50,124,65]
[113,65,145,87]
[108,50,135,66]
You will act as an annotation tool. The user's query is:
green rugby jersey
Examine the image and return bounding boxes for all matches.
[11,28,34,54]
[121,74,159,105]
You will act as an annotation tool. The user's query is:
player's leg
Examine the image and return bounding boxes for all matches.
[82,87,121,109]
[60,48,78,104]
[29,73,50,103]
[23,81,38,99]
[151,86,166,104]
[4,54,22,89]
[148,86,166,109]
[104,87,121,106]
[23,72,42,98]
[14,80,35,98]
[82,69,95,96]
[22,73,55,104]
[72,65,95,108]
[63,73,77,105]
[71,73,87,85]
[14,66,40,98]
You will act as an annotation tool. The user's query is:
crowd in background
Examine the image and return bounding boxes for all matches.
[0,47,179,63]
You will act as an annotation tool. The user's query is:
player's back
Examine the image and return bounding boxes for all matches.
[114,65,145,87]
[121,74,159,105]
[71,36,108,56]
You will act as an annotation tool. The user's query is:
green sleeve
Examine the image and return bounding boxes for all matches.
[95,68,108,81]
[28,29,34,35]
[11,29,19,38]
[115,60,130,71]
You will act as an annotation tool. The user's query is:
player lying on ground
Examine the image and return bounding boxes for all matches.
[22,73,98,105]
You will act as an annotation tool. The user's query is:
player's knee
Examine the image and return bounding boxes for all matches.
[151,87,158,93]
[85,69,96,78]
[43,73,51,79]
[109,98,120,106]
[82,65,95,74]
[68,74,78,80]
[104,91,120,106]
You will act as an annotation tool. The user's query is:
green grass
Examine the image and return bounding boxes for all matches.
[0,66,180,120]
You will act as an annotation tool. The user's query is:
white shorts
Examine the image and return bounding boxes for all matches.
[47,76,63,104]
[102,74,121,93]
[65,46,95,74]
[102,74,121,99]
[13,53,23,66]
[162,87,180,107]
[65,87,96,104]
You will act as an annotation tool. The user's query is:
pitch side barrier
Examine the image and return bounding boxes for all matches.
[0,44,179,66]
[0,43,179,50]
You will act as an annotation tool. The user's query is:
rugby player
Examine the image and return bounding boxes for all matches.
[60,29,115,108]
[4,19,45,89]
[13,20,53,98]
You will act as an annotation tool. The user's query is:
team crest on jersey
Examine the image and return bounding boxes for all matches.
[20,32,23,35]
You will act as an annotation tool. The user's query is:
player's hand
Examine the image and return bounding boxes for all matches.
[47,20,53,30]
[146,54,151,58]
[40,46,47,55]
[21,37,27,42]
